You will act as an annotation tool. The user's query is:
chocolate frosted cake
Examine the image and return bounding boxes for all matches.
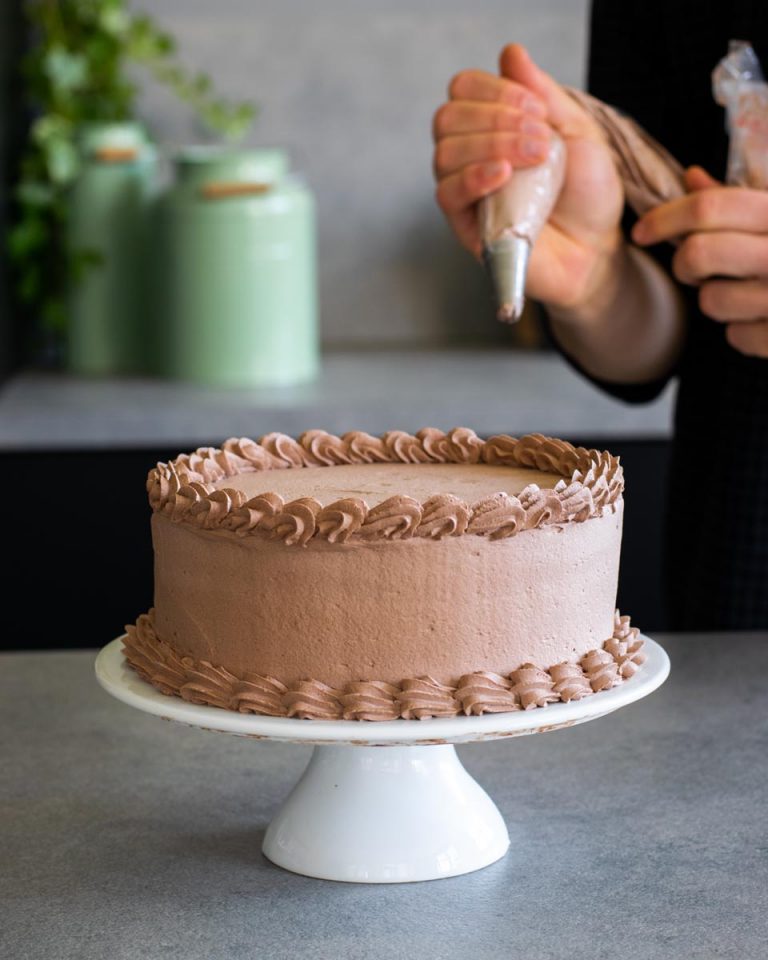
[124,429,645,720]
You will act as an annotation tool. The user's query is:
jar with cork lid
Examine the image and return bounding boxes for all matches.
[157,146,318,387]
[66,122,157,375]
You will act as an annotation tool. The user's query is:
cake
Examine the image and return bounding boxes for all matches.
[124,428,645,720]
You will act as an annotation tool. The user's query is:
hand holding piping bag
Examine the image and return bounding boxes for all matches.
[480,75,692,320]
[433,45,625,323]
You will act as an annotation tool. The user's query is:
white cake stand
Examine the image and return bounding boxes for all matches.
[95,635,669,884]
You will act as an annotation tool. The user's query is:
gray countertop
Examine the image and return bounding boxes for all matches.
[2,634,767,960]
[0,349,675,450]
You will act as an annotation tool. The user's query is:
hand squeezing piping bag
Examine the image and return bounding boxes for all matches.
[479,132,566,322]
[478,90,691,324]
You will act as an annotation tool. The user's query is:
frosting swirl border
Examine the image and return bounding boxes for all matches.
[146,430,624,546]
[123,610,645,722]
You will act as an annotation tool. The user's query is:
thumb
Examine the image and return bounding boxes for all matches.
[685,165,721,191]
[499,43,590,137]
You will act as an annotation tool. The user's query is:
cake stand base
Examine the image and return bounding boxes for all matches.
[96,635,669,884]
[263,743,509,882]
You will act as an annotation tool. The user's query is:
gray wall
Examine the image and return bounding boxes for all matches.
[133,0,589,346]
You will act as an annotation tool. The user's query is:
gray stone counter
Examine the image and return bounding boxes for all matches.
[2,633,766,959]
[0,349,674,450]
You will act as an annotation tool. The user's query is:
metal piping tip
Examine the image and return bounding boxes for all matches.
[483,234,531,325]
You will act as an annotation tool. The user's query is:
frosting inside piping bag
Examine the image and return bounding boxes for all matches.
[479,133,565,322]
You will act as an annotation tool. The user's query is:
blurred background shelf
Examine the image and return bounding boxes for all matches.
[0,348,674,450]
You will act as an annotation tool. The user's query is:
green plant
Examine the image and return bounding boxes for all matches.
[9,0,256,356]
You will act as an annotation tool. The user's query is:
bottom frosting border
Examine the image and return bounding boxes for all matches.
[122,610,646,721]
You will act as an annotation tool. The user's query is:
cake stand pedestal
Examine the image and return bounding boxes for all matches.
[95,636,669,884]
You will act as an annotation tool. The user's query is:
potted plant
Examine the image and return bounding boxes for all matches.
[8,0,255,372]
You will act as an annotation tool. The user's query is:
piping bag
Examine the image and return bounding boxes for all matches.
[480,89,688,323]
[479,133,566,322]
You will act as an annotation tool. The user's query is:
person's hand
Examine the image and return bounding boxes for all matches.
[632,167,768,358]
[432,44,625,312]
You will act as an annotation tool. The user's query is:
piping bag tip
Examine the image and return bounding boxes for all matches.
[498,302,523,323]
[483,234,531,325]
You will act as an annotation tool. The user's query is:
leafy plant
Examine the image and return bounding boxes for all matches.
[9,0,256,359]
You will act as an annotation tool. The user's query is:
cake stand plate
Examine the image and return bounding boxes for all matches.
[96,636,669,884]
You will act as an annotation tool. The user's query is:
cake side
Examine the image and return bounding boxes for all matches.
[148,504,623,686]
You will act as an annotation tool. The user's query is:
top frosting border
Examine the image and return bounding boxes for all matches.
[146,429,623,546]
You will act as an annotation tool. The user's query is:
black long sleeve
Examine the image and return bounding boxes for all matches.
[579,1,768,628]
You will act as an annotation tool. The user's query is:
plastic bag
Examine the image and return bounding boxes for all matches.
[712,40,768,188]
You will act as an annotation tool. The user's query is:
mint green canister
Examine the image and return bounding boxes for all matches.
[66,123,156,375]
[159,147,318,387]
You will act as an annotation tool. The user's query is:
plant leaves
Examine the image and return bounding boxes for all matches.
[15,181,56,208]
[99,6,129,37]
[31,114,73,145]
[45,138,80,184]
[43,46,89,91]
[8,217,47,259]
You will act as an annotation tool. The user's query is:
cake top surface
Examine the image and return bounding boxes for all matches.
[146,428,623,545]
[218,462,561,504]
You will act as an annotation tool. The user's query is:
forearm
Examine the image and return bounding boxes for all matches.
[546,243,685,384]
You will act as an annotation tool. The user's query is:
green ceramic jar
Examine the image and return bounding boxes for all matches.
[158,147,318,386]
[66,123,156,375]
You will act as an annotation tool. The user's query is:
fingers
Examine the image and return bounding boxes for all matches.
[434,128,550,179]
[433,100,547,139]
[433,66,552,258]
[434,71,553,181]
[436,161,511,216]
[633,185,768,245]
[684,165,720,191]
[498,43,593,137]
[672,232,768,285]
[668,165,768,359]
[725,319,768,358]
[447,68,547,115]
[699,279,768,322]
[435,161,512,256]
